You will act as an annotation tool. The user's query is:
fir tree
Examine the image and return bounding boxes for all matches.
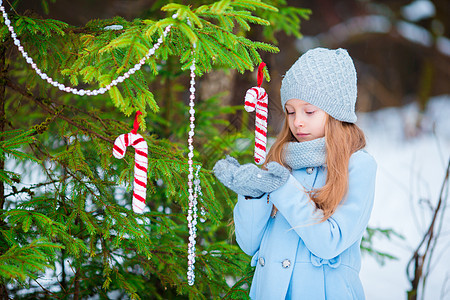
[0,0,311,299]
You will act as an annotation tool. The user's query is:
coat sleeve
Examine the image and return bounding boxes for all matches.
[233,194,273,256]
[269,150,377,259]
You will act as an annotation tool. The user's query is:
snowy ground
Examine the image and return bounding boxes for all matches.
[358,95,450,300]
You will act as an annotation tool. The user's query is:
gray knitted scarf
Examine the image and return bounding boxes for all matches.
[284,137,327,170]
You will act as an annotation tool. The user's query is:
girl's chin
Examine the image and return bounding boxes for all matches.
[295,135,312,142]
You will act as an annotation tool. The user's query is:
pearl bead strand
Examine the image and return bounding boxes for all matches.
[187,164,201,286]
[0,0,175,96]
[186,38,199,284]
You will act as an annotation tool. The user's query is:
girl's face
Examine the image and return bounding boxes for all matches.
[285,98,327,142]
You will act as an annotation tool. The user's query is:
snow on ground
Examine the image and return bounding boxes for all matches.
[358,95,450,300]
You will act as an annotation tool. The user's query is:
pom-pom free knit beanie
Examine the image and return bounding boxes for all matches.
[280,47,357,123]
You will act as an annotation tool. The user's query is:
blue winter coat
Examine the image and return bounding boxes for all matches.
[233,150,377,300]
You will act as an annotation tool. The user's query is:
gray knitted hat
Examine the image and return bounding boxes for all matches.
[280,47,357,123]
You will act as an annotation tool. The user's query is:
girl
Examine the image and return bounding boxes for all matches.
[214,47,377,300]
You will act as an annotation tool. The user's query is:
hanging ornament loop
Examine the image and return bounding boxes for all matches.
[244,62,269,165]
[257,61,266,87]
[131,111,143,134]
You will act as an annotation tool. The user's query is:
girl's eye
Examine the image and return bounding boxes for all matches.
[287,111,295,115]
[306,110,316,115]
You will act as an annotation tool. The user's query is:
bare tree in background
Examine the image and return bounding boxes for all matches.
[406,159,449,300]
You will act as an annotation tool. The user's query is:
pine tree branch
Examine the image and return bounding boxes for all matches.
[0,43,8,213]
[63,27,124,35]
[62,166,109,209]
[4,78,114,144]
[34,279,60,299]
[52,102,115,131]
[0,41,9,300]
[3,180,61,199]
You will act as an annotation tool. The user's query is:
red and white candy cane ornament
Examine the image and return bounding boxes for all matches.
[244,62,269,165]
[113,111,148,214]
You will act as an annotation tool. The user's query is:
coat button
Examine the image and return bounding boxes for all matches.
[282,259,291,268]
[259,257,265,267]
[306,167,314,174]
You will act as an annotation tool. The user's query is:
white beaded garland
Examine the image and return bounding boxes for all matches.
[0,0,175,96]
[188,165,205,280]
[186,40,200,285]
[183,20,201,284]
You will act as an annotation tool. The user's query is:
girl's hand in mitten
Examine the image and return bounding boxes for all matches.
[213,157,290,197]
[212,156,240,189]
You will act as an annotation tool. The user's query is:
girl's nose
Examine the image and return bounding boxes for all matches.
[294,116,304,127]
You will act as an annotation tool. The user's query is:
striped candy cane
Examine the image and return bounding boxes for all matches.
[244,62,268,165]
[113,111,148,213]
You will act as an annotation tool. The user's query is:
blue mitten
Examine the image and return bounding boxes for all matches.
[213,157,290,197]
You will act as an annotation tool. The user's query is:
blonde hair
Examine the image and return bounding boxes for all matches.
[265,114,366,221]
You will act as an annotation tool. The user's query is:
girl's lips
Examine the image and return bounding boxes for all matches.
[296,133,310,136]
